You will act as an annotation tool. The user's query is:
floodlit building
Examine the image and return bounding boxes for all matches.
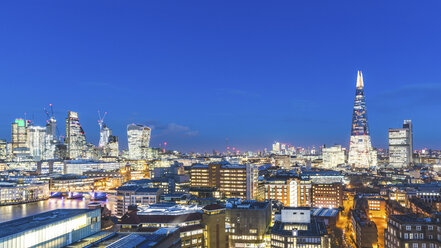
[27,125,46,161]
[0,182,49,205]
[65,111,86,159]
[389,120,413,168]
[99,124,111,147]
[127,124,151,160]
[11,118,30,157]
[105,135,119,157]
[348,71,377,168]
[0,208,101,248]
[322,145,346,168]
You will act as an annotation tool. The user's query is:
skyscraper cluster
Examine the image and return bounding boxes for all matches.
[0,108,152,162]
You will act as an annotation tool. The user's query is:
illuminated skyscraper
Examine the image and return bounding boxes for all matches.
[348,71,377,168]
[127,124,151,160]
[99,124,111,147]
[28,125,46,160]
[65,111,86,159]
[389,120,413,168]
[11,118,30,157]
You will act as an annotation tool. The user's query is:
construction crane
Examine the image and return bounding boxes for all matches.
[97,110,107,131]
[43,104,61,141]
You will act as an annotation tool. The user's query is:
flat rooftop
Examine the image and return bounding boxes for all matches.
[0,209,97,239]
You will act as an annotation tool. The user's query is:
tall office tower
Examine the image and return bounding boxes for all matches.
[65,111,86,159]
[272,142,281,154]
[403,120,413,164]
[348,71,377,168]
[28,125,46,160]
[46,116,56,138]
[11,118,30,156]
[99,124,111,147]
[127,124,151,160]
[389,120,413,168]
[0,139,6,160]
[105,135,119,157]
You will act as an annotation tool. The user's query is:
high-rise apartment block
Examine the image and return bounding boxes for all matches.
[389,120,413,168]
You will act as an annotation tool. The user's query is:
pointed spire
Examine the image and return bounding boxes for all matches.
[356,70,364,88]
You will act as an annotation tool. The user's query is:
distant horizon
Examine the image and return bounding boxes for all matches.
[1,1,441,152]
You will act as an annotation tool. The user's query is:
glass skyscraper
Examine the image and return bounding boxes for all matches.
[348,71,377,168]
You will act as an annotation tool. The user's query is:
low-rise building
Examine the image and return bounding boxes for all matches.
[351,209,378,248]
[271,207,331,248]
[115,185,162,217]
[0,182,49,205]
[0,208,101,248]
[385,215,441,248]
[225,198,272,248]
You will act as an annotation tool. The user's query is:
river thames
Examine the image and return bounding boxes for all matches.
[0,198,113,223]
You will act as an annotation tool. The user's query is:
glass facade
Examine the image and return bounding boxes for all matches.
[0,209,100,248]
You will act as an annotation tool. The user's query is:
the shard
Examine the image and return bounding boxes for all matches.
[348,71,377,168]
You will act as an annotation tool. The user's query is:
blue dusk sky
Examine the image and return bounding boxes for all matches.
[0,1,441,152]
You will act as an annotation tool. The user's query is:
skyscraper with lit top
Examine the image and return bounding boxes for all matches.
[348,71,377,168]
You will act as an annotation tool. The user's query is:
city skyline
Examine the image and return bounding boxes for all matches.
[1,1,441,152]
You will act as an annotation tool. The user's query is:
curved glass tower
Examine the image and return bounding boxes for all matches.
[348,71,377,168]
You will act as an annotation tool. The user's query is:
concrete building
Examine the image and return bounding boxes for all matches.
[311,183,343,209]
[190,162,259,200]
[271,207,331,248]
[389,120,413,168]
[225,199,272,248]
[0,208,100,248]
[385,215,441,248]
[264,177,299,207]
[115,185,162,217]
[118,204,205,248]
[127,124,151,160]
[202,204,227,248]
[351,209,378,248]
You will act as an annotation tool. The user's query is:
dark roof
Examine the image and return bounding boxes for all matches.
[119,212,202,225]
[203,204,225,211]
